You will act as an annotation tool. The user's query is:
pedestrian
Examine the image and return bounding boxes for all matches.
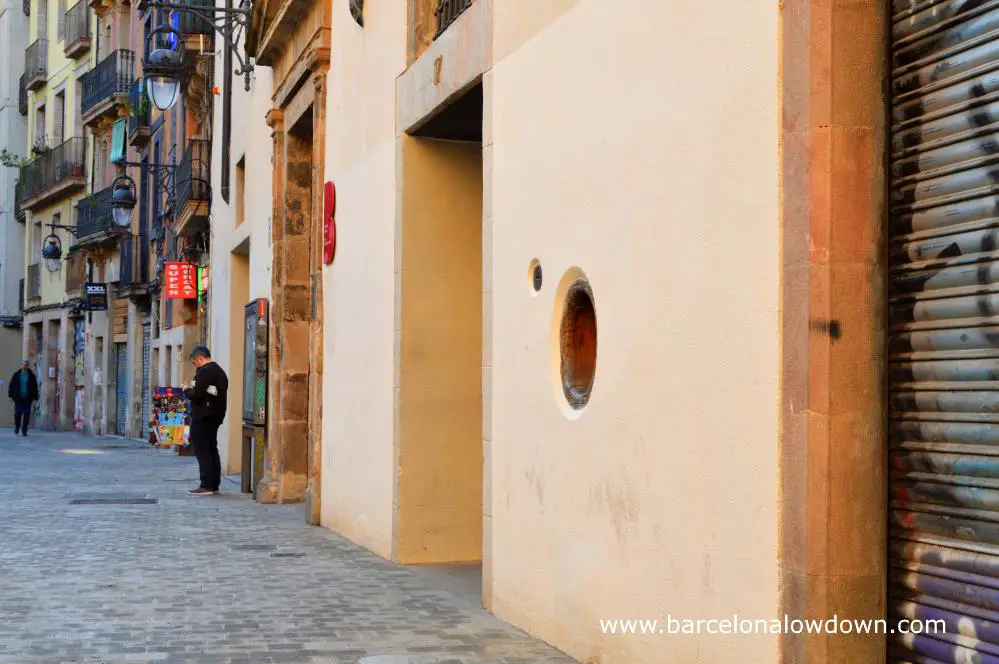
[8,359,38,436]
[182,345,229,496]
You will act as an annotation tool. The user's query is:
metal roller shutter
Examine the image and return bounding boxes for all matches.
[115,343,128,437]
[890,1,999,660]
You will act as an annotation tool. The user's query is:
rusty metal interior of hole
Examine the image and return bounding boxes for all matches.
[560,280,597,409]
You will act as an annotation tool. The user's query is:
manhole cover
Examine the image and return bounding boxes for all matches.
[359,657,466,664]
[230,544,277,551]
[270,552,306,558]
[63,493,148,500]
[70,498,158,505]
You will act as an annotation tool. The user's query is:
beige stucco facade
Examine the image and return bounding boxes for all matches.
[208,54,274,476]
[321,1,779,661]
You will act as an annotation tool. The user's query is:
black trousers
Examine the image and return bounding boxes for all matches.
[191,418,222,491]
[14,399,31,433]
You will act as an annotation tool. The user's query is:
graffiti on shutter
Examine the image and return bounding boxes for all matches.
[888,3,999,660]
[115,343,128,437]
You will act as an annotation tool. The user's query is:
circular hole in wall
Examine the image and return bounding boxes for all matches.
[529,259,543,294]
[552,271,597,412]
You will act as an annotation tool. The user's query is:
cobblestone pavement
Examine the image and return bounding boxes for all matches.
[0,432,576,664]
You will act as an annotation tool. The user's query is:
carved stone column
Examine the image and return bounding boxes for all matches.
[258,108,285,504]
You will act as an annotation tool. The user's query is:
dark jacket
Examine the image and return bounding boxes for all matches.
[183,361,229,423]
[8,368,38,402]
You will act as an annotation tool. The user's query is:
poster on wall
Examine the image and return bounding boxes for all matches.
[73,387,84,432]
[151,387,190,447]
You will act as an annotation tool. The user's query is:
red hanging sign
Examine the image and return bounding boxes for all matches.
[323,181,336,265]
[164,262,198,299]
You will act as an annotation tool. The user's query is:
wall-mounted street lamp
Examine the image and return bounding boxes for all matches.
[41,234,65,273]
[143,26,186,112]
[39,219,85,272]
[110,175,138,229]
[140,0,255,112]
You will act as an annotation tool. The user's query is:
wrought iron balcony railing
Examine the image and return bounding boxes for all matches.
[81,50,135,120]
[64,1,91,58]
[24,40,48,90]
[18,74,27,115]
[176,138,211,213]
[26,264,40,301]
[75,185,114,240]
[14,185,25,223]
[434,0,474,38]
[174,0,215,36]
[18,137,86,207]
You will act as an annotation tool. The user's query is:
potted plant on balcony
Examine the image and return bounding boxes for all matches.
[30,138,49,156]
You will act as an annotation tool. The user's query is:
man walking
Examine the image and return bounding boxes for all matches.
[8,360,38,436]
[183,346,228,496]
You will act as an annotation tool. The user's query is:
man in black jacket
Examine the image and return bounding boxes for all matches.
[182,346,228,496]
[8,360,38,436]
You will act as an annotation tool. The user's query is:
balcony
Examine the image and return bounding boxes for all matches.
[74,185,119,243]
[176,0,216,39]
[24,40,47,91]
[434,0,474,38]
[26,264,40,302]
[116,234,149,300]
[64,2,91,59]
[174,138,211,237]
[18,74,27,116]
[18,137,86,211]
[81,50,135,128]
[14,185,25,223]
[127,79,150,146]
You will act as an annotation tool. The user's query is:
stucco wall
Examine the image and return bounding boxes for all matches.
[320,0,406,558]
[0,0,27,318]
[322,1,779,661]
[487,2,779,662]
[208,48,273,475]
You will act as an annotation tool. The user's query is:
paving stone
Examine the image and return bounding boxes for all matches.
[0,432,576,664]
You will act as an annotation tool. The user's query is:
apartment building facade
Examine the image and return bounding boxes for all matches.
[14,0,214,437]
[0,0,29,423]
[18,0,92,431]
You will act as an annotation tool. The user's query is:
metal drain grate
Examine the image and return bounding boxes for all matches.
[69,498,158,505]
[270,552,306,558]
[229,544,277,551]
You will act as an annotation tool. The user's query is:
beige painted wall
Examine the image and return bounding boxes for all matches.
[209,54,274,475]
[395,137,483,564]
[322,0,779,661]
[320,0,407,558]
[487,2,779,662]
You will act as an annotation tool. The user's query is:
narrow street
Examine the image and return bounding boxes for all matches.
[0,431,575,664]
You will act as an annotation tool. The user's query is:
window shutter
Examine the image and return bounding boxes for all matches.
[110,119,126,164]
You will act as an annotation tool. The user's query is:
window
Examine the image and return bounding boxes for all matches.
[37,0,48,40]
[235,156,245,227]
[57,0,66,41]
[34,104,46,148]
[53,92,65,145]
[74,79,83,137]
[31,221,42,256]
